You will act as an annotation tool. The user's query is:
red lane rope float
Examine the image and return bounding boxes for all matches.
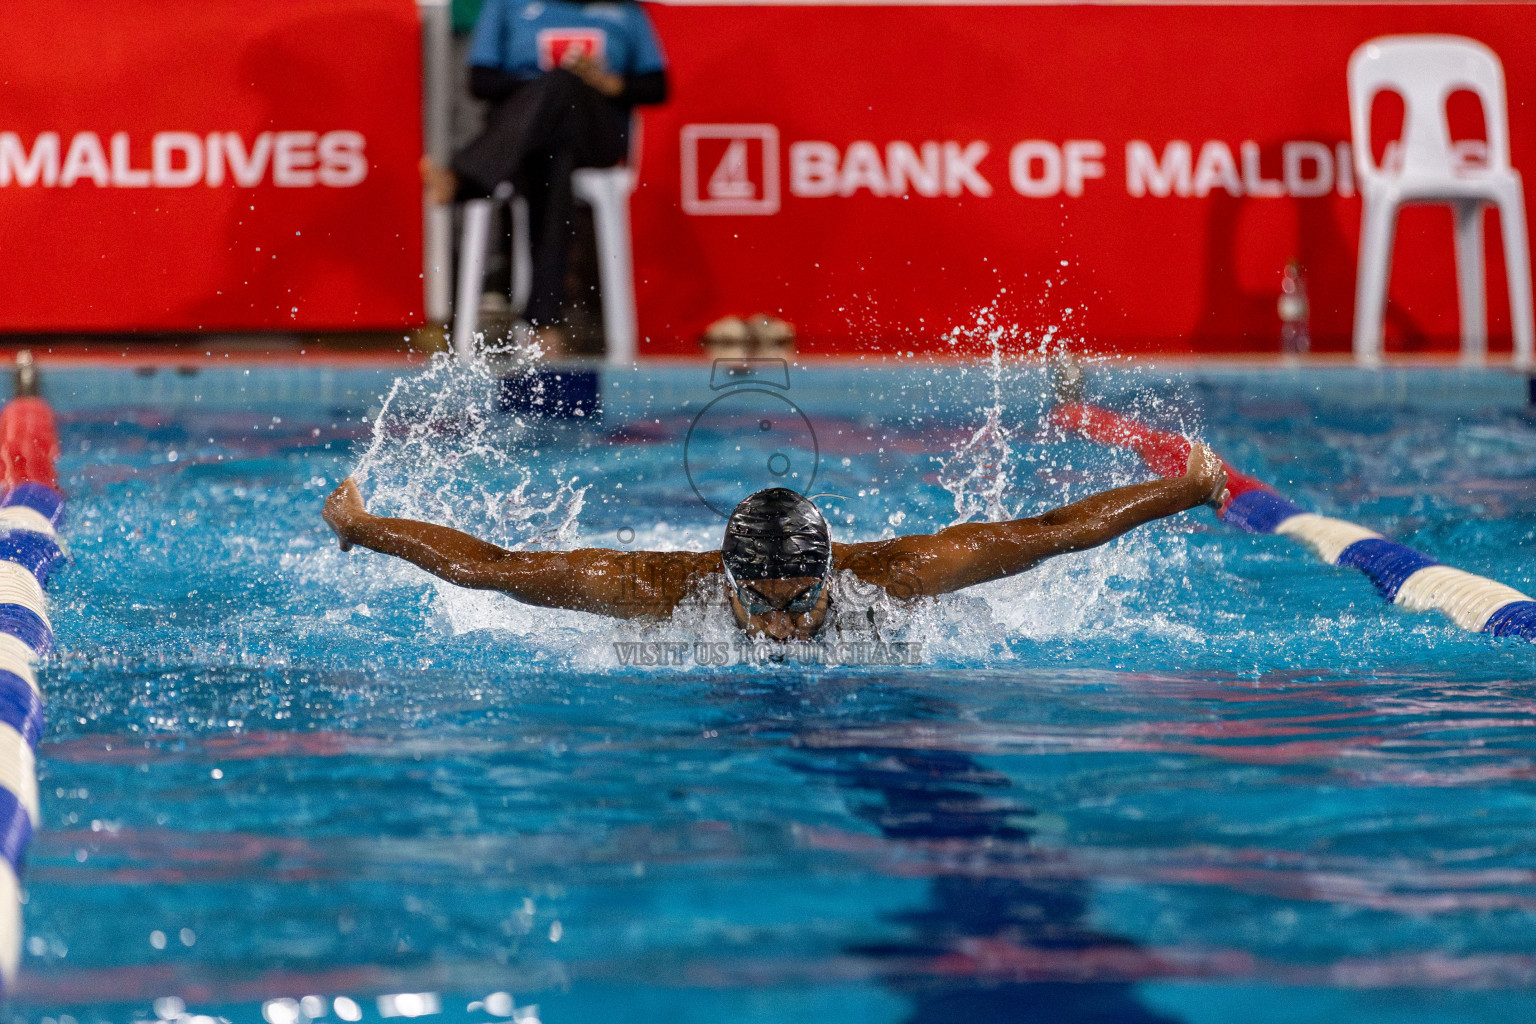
[1048,402,1271,514]
[0,397,59,492]
[1049,401,1536,641]
[0,393,63,986]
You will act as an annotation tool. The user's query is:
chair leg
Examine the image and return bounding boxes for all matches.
[425,204,454,323]
[452,198,494,361]
[575,171,638,365]
[510,196,533,317]
[599,187,638,366]
[1353,197,1397,366]
[1497,183,1535,369]
[1453,202,1487,364]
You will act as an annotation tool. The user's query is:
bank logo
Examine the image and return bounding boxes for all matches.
[681,124,780,216]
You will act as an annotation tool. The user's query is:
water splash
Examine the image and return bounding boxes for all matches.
[318,301,1220,663]
[933,301,1072,524]
[351,344,588,550]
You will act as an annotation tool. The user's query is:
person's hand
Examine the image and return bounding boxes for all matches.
[324,478,367,551]
[1184,442,1230,508]
[560,50,623,98]
[419,156,457,207]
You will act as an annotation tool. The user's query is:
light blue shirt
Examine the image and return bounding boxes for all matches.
[468,0,667,81]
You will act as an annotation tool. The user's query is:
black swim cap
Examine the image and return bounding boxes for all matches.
[721,488,832,581]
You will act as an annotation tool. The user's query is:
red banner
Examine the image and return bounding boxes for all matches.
[0,0,424,332]
[634,3,1536,357]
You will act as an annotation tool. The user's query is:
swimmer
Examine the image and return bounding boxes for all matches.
[323,444,1227,641]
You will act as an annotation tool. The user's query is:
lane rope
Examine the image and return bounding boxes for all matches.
[0,393,63,986]
[1049,400,1536,641]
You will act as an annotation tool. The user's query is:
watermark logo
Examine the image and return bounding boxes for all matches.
[683,358,818,517]
[613,640,923,667]
[681,124,781,216]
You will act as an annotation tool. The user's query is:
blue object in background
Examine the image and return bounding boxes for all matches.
[467,0,667,81]
[497,367,601,419]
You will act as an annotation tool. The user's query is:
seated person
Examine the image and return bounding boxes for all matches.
[428,0,669,353]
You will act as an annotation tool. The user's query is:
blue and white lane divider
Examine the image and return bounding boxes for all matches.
[0,480,61,984]
[0,350,66,997]
[1051,400,1536,642]
[1223,488,1536,639]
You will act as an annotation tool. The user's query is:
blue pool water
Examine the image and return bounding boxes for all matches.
[13,357,1536,1024]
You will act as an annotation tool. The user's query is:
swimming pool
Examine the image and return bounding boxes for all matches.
[15,357,1536,1024]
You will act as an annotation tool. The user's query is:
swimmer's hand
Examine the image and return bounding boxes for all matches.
[1184,442,1229,508]
[323,478,367,551]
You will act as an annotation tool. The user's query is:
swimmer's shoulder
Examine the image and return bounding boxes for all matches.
[578,547,720,569]
[558,547,721,619]
[830,538,895,564]
[610,547,723,592]
[832,538,912,582]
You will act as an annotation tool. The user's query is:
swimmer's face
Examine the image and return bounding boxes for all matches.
[728,575,831,641]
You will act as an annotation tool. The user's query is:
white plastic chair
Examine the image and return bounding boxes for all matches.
[452,123,641,365]
[572,164,639,364]
[1348,35,1533,367]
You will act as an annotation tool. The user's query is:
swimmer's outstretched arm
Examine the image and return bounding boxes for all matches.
[836,444,1228,598]
[323,479,717,618]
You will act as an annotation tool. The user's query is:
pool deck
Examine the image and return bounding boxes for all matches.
[11,349,1531,423]
[1,336,1533,374]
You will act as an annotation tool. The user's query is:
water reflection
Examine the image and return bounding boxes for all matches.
[742,682,1182,1023]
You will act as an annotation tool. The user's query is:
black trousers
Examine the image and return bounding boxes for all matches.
[453,70,629,326]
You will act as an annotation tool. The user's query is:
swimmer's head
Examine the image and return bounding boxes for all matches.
[721,488,833,641]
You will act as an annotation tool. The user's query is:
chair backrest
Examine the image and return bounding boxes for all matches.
[1347,35,1511,186]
